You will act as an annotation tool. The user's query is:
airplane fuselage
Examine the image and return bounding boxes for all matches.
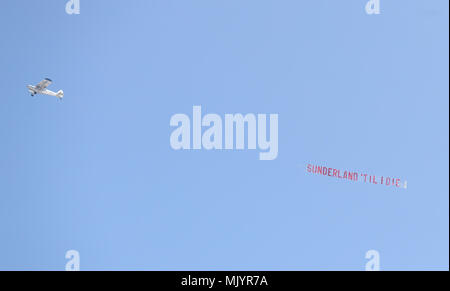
[27,85,64,99]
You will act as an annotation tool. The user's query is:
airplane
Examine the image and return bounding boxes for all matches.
[27,78,64,100]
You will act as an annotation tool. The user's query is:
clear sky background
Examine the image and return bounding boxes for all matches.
[0,0,448,270]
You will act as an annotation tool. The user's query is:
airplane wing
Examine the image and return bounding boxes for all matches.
[35,78,52,90]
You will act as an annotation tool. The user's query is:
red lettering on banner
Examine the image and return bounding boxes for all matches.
[362,174,368,182]
[305,164,405,189]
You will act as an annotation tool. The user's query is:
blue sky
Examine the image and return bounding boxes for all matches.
[0,0,448,270]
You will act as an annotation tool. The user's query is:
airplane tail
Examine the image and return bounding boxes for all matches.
[56,90,64,99]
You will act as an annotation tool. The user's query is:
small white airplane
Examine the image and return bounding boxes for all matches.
[27,78,64,100]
